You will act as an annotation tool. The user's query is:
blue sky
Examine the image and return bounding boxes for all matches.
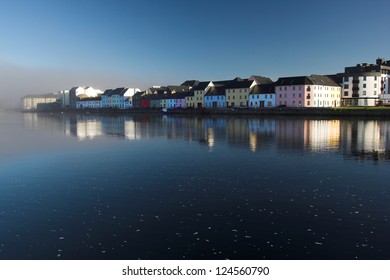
[1,0,389,105]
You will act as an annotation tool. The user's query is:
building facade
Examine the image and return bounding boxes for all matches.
[22,93,59,110]
[225,80,256,108]
[341,58,390,106]
[249,84,276,108]
[275,75,341,108]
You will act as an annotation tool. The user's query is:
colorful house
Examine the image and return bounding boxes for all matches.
[249,84,276,108]
[76,96,102,109]
[191,82,211,108]
[225,79,256,108]
[275,75,341,108]
[204,85,226,108]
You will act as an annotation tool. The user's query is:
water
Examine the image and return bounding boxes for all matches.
[0,112,389,259]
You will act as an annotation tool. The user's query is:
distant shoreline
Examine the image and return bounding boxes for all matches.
[18,107,390,118]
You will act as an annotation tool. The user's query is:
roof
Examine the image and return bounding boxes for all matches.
[205,85,226,96]
[110,87,126,96]
[167,85,190,93]
[193,81,210,91]
[250,75,273,84]
[180,80,199,87]
[250,84,275,94]
[225,80,254,89]
[275,75,340,87]
[308,75,341,87]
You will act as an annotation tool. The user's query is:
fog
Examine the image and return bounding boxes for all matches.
[0,60,148,109]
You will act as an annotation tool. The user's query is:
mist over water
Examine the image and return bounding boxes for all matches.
[0,112,389,259]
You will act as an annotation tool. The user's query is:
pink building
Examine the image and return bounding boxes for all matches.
[275,75,341,107]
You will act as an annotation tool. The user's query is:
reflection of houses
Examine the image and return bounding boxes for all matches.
[226,118,250,147]
[124,119,141,140]
[248,119,276,152]
[303,120,340,152]
[340,120,390,160]
[76,118,103,140]
[275,119,306,150]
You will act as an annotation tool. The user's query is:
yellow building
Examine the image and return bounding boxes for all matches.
[225,80,256,108]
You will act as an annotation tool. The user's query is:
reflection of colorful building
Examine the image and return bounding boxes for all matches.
[303,120,340,152]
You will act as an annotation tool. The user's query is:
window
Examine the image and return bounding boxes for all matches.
[265,94,268,99]
[284,87,287,90]
[374,84,377,88]
[374,76,377,81]
[344,84,349,89]
[363,91,366,95]
[299,93,301,97]
[293,86,295,90]
[363,76,367,81]
[279,94,282,98]
[374,91,377,95]
[344,77,349,82]
[293,93,295,98]
[363,84,366,88]
[307,101,310,106]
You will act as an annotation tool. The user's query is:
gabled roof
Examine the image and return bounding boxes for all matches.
[276,76,311,86]
[276,75,341,87]
[180,80,199,87]
[167,85,190,93]
[205,85,226,96]
[308,75,341,87]
[250,84,275,94]
[193,81,210,91]
[110,87,127,96]
[250,75,273,84]
[102,89,113,96]
[225,80,254,89]
[211,77,245,87]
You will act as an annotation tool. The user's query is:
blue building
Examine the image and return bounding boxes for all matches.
[249,84,276,108]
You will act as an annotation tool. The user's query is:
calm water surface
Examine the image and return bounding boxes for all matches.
[0,112,389,259]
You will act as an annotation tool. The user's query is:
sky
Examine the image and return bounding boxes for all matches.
[1,0,389,107]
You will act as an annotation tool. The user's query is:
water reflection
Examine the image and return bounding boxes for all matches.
[23,113,390,161]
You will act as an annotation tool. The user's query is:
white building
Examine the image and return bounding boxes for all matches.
[22,93,58,110]
[341,58,390,106]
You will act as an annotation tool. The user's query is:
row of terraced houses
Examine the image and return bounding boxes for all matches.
[22,58,390,110]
